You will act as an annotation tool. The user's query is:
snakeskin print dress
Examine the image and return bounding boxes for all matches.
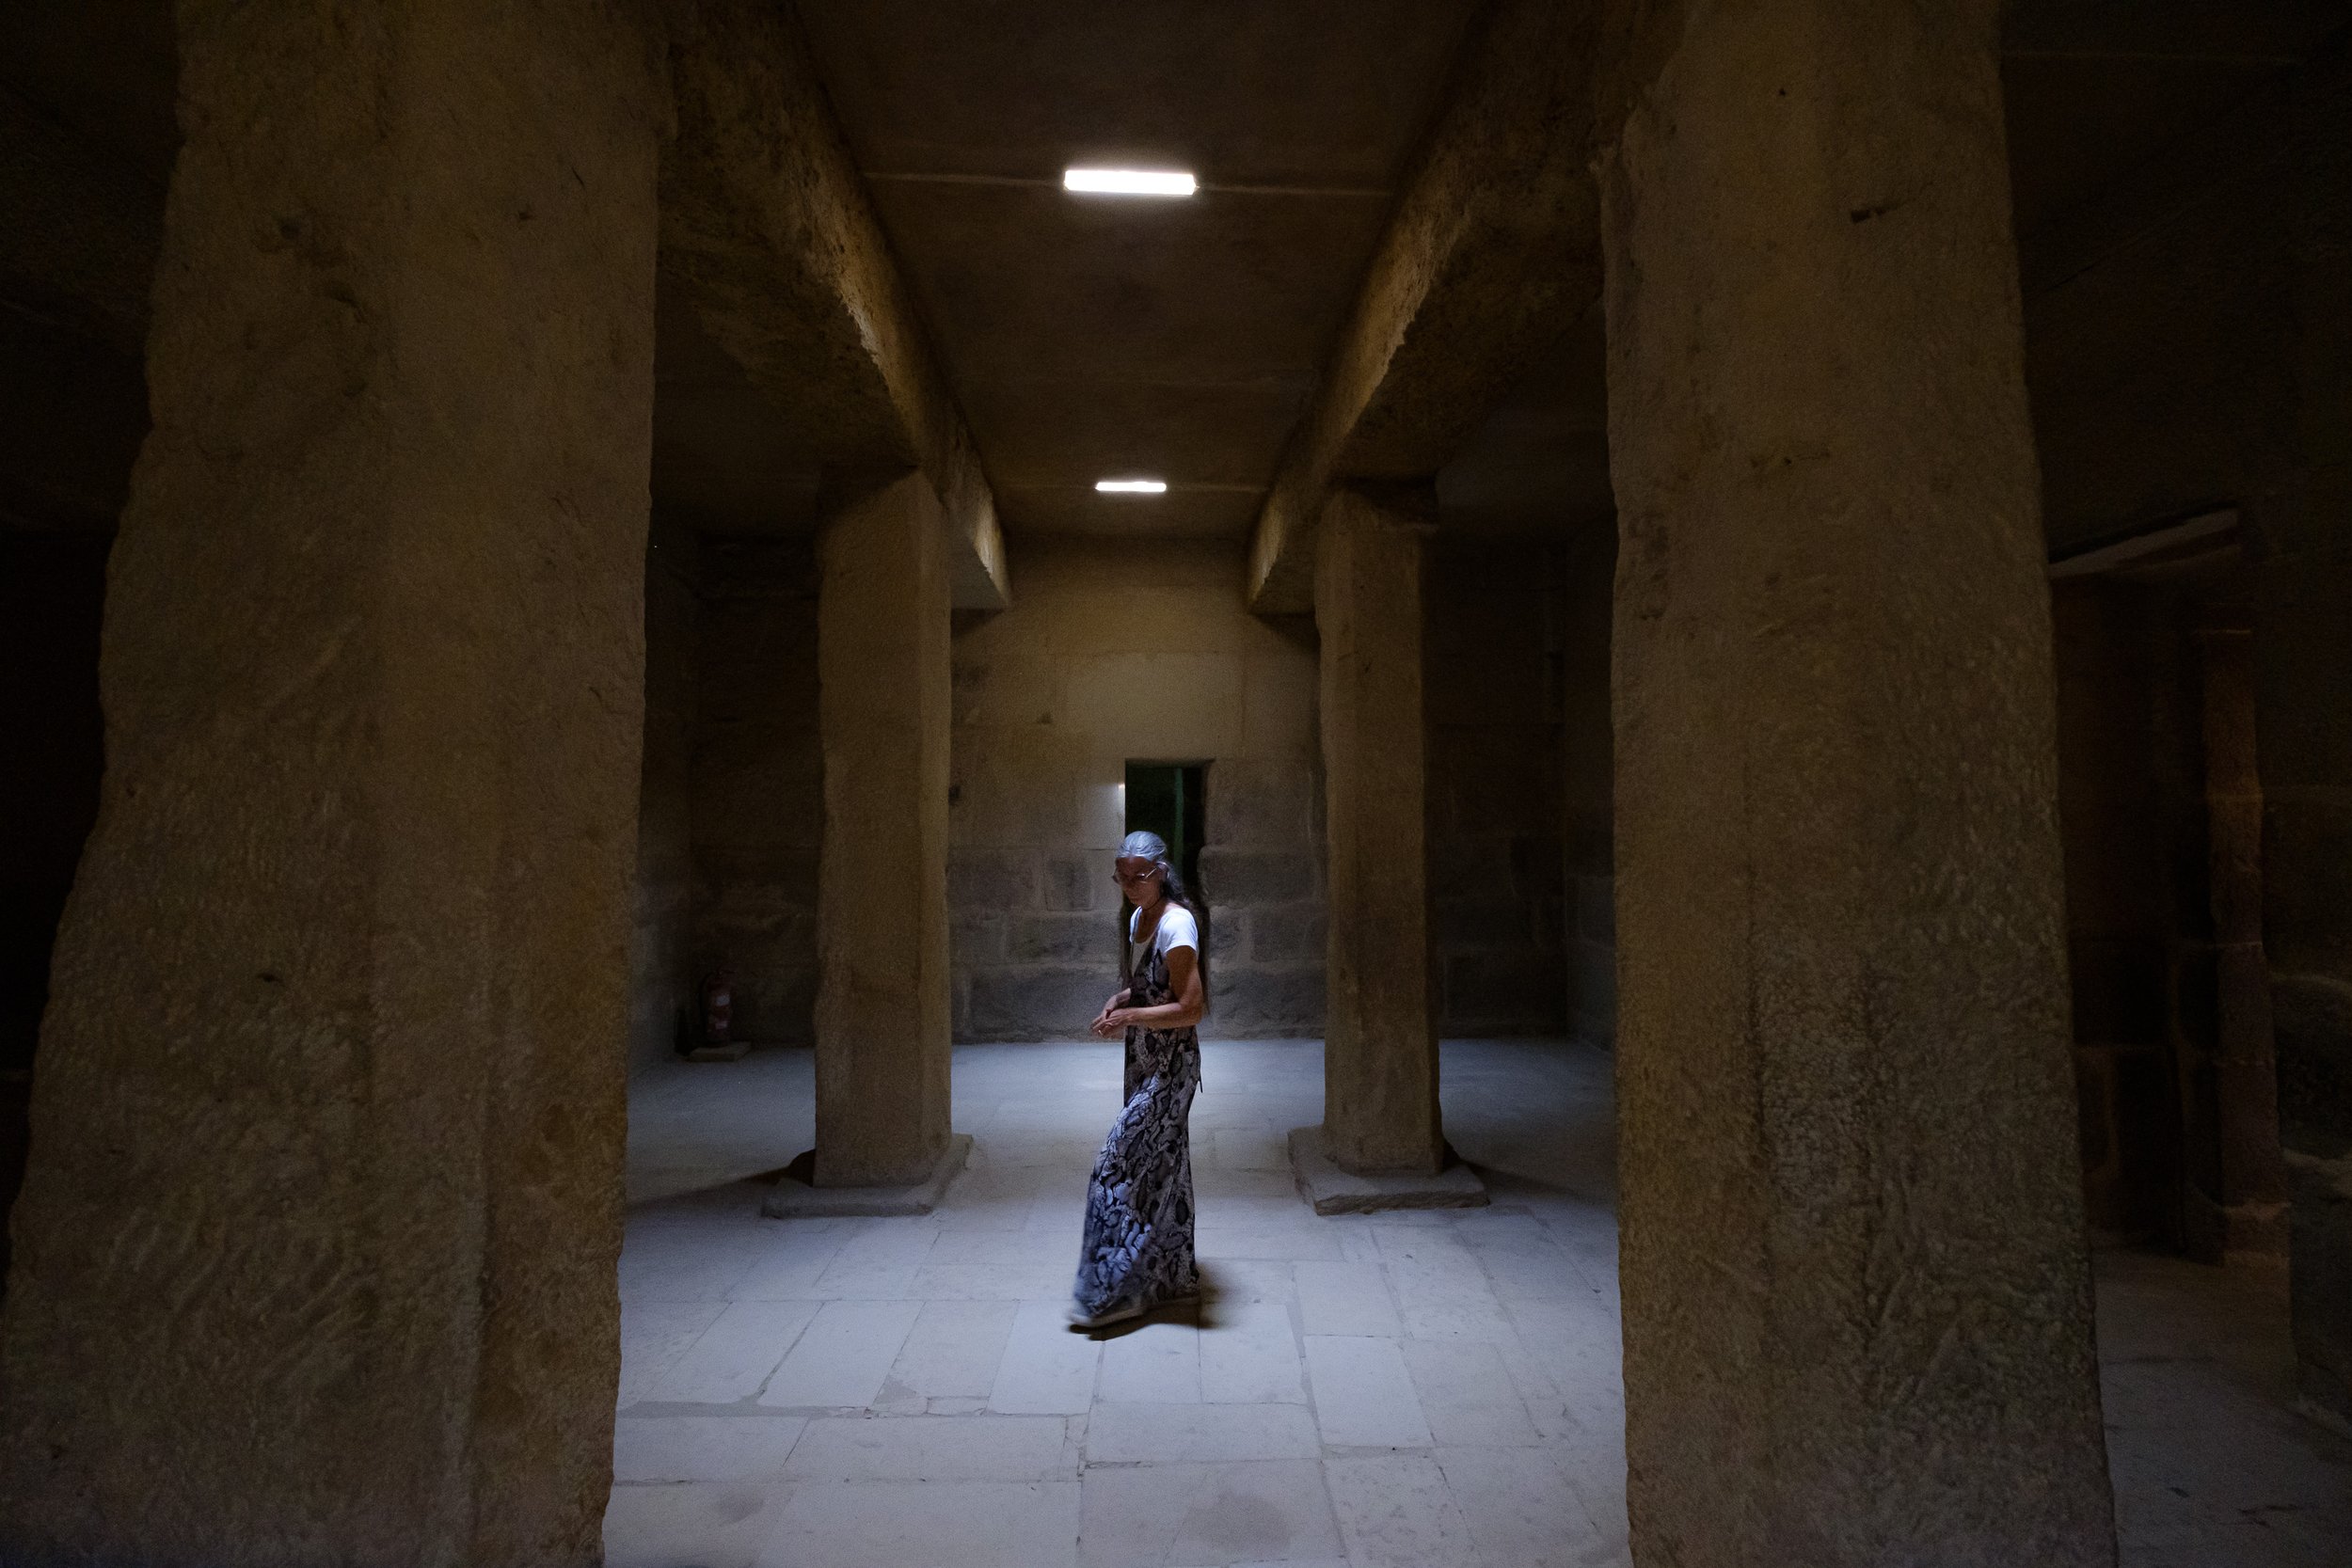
[1072,921,1200,1317]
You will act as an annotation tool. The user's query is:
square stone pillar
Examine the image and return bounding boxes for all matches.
[1314,488,1443,1178]
[0,5,663,1564]
[1597,6,2116,1565]
[2185,624,2287,1262]
[810,473,957,1193]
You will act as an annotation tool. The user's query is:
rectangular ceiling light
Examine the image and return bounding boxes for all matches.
[1064,167,1196,198]
[1096,479,1168,494]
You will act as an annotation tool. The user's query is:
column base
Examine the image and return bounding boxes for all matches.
[763,1133,972,1219]
[1287,1125,1487,1216]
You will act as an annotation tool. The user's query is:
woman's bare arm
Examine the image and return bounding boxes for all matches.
[1105,945,1203,1032]
[1089,987,1133,1037]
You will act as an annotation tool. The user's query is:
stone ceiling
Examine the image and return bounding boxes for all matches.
[1435,0,2352,543]
[791,0,1485,542]
[8,0,2349,546]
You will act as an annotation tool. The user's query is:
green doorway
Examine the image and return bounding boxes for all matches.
[1123,761,1205,896]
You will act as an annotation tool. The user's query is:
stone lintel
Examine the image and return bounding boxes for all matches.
[662,0,1008,610]
[765,1134,973,1219]
[1286,1126,1487,1217]
[1245,0,1602,613]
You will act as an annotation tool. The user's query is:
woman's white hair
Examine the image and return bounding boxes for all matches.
[1117,829,1206,1000]
[1119,830,1170,868]
[1118,830,1195,909]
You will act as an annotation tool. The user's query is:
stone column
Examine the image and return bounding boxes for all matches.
[1314,488,1442,1177]
[1597,6,2116,1565]
[0,5,662,1564]
[809,473,957,1194]
[2187,624,2288,1261]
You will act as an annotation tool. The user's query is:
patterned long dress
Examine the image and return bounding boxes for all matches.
[1073,922,1200,1317]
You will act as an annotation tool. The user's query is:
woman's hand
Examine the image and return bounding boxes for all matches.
[1094,951,1204,1035]
[1089,990,1130,1038]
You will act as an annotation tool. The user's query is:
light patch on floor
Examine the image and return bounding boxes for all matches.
[609,1039,2352,1568]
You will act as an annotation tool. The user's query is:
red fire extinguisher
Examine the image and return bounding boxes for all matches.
[700,971,734,1046]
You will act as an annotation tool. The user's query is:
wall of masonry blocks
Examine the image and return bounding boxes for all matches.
[950,536,1327,1039]
[643,529,1612,1049]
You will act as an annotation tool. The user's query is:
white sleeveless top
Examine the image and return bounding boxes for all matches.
[1128,904,1200,970]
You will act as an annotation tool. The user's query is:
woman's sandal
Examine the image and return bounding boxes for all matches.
[1067,1284,1203,1330]
[1066,1297,1148,1330]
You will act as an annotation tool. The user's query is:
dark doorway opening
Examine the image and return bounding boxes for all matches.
[1123,761,1205,895]
[1122,762,1208,980]
[0,530,111,1303]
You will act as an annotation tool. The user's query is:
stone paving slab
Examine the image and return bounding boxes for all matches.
[610,1040,2340,1568]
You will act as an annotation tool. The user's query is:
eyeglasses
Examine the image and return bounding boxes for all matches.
[1110,867,1163,889]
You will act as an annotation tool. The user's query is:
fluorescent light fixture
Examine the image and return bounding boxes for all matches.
[1095,479,1168,494]
[1064,167,1196,198]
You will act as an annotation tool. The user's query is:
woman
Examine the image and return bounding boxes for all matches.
[1070,830,1206,1329]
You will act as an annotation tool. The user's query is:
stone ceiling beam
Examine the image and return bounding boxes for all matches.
[660,0,1008,609]
[1245,0,1602,613]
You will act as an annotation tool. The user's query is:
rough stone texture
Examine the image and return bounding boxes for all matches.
[1248,0,1603,611]
[659,0,1006,610]
[1598,5,2117,1564]
[0,4,664,1561]
[816,474,954,1188]
[629,521,702,1071]
[950,538,1325,1041]
[1316,491,1442,1177]
[1425,538,1568,1036]
[1285,1124,1486,1216]
[691,536,821,1045]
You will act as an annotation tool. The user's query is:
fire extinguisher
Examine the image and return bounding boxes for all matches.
[700,971,734,1046]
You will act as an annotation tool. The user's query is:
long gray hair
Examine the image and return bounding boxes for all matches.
[1120,830,1207,997]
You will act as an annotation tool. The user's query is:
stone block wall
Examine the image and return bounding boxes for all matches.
[951,537,1325,1040]
[2021,48,2349,1411]
[1424,539,1567,1035]
[691,537,820,1044]
[628,525,701,1070]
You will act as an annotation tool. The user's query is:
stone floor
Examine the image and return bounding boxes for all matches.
[608,1039,2352,1568]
